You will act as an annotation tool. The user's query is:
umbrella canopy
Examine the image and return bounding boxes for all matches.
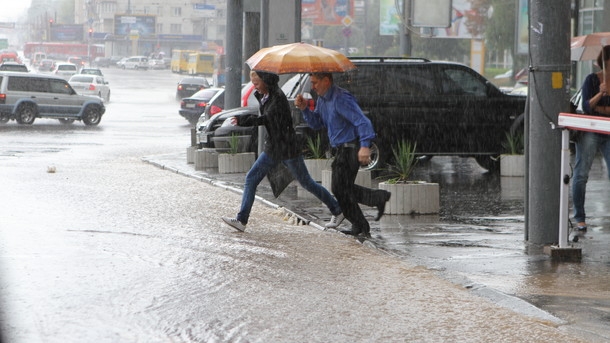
[246,42,356,74]
[571,32,610,61]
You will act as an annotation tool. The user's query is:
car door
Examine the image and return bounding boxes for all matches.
[47,78,82,116]
[438,65,518,154]
[94,76,108,98]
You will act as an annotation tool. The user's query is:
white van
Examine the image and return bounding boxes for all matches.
[121,56,149,70]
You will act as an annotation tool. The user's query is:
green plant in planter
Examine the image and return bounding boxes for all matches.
[502,131,524,155]
[386,140,418,184]
[228,133,240,154]
[305,134,327,159]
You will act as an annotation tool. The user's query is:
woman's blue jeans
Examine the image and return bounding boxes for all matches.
[237,152,340,224]
[572,132,610,223]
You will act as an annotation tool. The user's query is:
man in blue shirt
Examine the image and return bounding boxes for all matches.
[295,72,391,237]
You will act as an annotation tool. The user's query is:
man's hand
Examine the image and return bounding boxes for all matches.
[358,146,371,166]
[295,94,307,110]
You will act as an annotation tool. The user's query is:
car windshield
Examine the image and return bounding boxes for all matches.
[58,65,76,71]
[182,78,209,86]
[191,89,218,99]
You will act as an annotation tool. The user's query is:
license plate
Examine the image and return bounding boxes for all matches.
[199,134,208,143]
[186,103,195,108]
[185,86,197,91]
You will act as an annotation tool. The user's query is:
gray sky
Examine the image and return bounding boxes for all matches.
[1,0,32,22]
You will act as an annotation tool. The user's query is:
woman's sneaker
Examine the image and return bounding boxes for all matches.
[325,213,345,229]
[222,217,246,232]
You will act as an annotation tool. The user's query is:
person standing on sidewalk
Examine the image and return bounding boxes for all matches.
[295,72,391,238]
[572,45,610,231]
[221,70,343,232]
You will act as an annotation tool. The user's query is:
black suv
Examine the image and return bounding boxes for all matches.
[282,57,526,171]
[205,57,526,171]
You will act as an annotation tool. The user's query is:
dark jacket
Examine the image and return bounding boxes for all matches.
[237,85,300,161]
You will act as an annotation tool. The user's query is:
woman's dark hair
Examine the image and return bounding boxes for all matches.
[597,45,610,68]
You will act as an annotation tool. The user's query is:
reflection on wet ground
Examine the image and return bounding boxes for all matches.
[150,153,610,341]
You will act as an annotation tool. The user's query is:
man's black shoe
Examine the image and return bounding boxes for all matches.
[375,191,391,221]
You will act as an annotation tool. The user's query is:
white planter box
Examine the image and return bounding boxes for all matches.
[186,146,198,164]
[378,182,440,215]
[304,158,332,182]
[218,152,255,174]
[321,169,372,191]
[195,148,219,170]
[500,154,525,177]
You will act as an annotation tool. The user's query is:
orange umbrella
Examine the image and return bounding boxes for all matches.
[571,32,610,61]
[246,42,356,74]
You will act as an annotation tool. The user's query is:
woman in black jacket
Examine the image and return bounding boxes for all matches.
[222,71,343,232]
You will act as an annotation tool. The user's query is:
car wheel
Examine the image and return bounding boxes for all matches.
[58,118,75,124]
[15,103,36,125]
[359,141,381,171]
[82,105,102,126]
[121,65,126,70]
[474,155,500,172]
[0,113,10,123]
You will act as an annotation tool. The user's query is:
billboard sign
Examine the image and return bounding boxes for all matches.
[50,25,84,41]
[114,15,155,36]
[302,0,354,26]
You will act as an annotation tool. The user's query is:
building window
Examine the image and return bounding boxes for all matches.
[172,7,182,17]
[156,23,163,34]
[170,24,181,34]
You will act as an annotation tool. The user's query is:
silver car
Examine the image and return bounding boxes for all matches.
[0,72,105,125]
[53,62,78,80]
[69,74,111,102]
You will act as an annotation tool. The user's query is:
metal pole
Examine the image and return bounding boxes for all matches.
[225,0,243,110]
[558,129,570,248]
[526,0,571,245]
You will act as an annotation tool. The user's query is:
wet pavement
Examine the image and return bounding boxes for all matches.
[145,151,610,342]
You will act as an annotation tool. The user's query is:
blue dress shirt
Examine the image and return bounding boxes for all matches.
[301,84,376,148]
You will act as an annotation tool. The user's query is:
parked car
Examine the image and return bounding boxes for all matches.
[201,83,258,120]
[80,68,104,76]
[148,59,166,70]
[179,87,223,125]
[53,62,78,80]
[115,57,127,68]
[215,58,527,172]
[93,56,113,68]
[175,76,210,100]
[68,74,111,102]
[0,71,106,125]
[120,56,149,70]
[38,59,55,72]
[0,62,29,72]
[202,88,226,119]
[196,106,259,153]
